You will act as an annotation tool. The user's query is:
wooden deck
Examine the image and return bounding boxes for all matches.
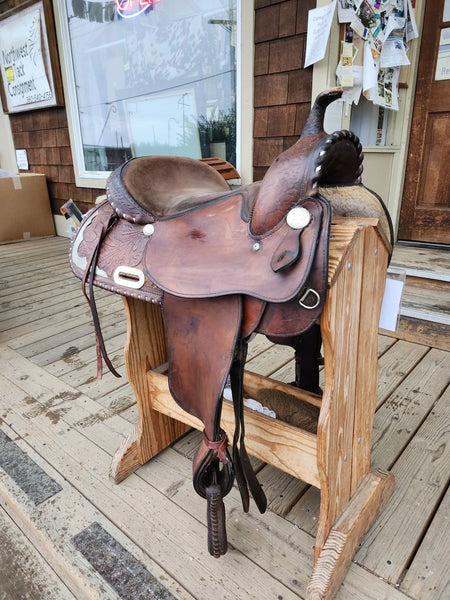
[0,236,448,600]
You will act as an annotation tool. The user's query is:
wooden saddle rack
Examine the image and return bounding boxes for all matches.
[69,89,395,599]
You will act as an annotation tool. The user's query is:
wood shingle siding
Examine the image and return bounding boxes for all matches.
[253,0,315,179]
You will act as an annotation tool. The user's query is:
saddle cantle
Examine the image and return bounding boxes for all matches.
[69,88,393,558]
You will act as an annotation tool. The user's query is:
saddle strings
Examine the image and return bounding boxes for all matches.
[81,210,122,379]
[230,339,267,514]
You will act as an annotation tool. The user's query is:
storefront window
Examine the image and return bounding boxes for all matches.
[62,0,237,177]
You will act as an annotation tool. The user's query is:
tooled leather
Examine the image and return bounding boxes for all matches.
[257,195,331,338]
[70,201,162,304]
[144,195,324,303]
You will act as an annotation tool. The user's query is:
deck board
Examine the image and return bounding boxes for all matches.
[401,486,450,599]
[0,505,77,600]
[0,236,448,599]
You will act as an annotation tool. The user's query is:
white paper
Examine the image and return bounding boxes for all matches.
[222,388,276,418]
[363,41,378,91]
[305,1,337,68]
[336,64,363,106]
[370,66,400,110]
[406,0,419,42]
[379,277,404,331]
[16,149,29,170]
[337,0,355,23]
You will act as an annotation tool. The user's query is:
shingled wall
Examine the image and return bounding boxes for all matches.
[253,0,315,181]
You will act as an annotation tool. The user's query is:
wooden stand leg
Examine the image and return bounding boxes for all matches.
[306,469,395,600]
[110,297,189,483]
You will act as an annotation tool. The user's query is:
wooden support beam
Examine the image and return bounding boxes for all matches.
[148,371,321,488]
[306,469,395,600]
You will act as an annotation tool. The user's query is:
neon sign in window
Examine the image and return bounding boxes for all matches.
[116,0,154,19]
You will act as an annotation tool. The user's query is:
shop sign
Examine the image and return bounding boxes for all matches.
[116,0,154,19]
[0,0,62,113]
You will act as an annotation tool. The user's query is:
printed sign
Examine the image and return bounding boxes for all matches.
[0,9,51,107]
[435,28,450,81]
[0,0,60,112]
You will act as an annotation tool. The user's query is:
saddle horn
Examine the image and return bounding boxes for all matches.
[250,88,363,236]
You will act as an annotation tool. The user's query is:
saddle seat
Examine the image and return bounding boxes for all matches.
[107,155,232,225]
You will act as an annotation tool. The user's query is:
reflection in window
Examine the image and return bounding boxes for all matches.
[66,0,237,174]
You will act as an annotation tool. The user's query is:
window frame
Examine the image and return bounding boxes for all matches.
[53,0,254,188]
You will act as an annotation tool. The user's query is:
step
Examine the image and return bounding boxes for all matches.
[390,244,450,326]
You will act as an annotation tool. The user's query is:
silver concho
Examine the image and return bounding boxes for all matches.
[142,223,155,237]
[286,207,311,230]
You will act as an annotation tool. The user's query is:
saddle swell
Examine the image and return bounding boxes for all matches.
[69,88,392,558]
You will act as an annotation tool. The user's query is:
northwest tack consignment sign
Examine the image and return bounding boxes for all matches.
[0,0,62,112]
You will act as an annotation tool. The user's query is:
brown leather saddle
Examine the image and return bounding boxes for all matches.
[70,89,392,557]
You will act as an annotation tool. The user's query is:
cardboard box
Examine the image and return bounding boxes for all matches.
[0,173,55,242]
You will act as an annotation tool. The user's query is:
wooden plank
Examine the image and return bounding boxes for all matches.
[351,225,389,488]
[0,272,76,302]
[381,315,450,351]
[256,464,309,515]
[0,289,106,332]
[245,342,294,376]
[7,295,123,350]
[372,348,450,469]
[143,450,410,600]
[21,318,127,367]
[244,369,322,409]
[315,226,365,559]
[0,288,89,324]
[355,388,449,582]
[285,485,320,536]
[149,370,321,487]
[401,285,450,325]
[0,293,120,342]
[404,274,448,292]
[113,297,189,477]
[0,237,67,259]
[0,254,69,278]
[401,487,450,599]
[326,223,361,286]
[376,340,430,408]
[377,334,397,356]
[286,350,449,536]
[391,245,450,279]
[307,469,395,600]
[52,333,126,380]
[0,505,77,600]
[247,333,275,360]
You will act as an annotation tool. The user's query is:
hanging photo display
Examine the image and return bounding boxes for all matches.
[336,0,418,110]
